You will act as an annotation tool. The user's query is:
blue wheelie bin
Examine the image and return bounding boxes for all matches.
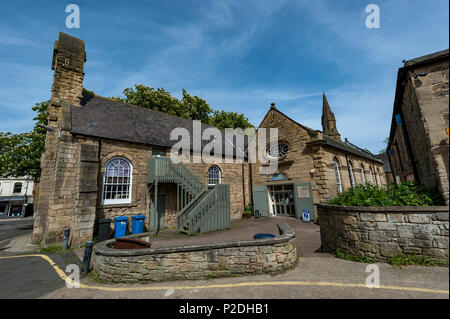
[131,215,146,234]
[113,216,128,238]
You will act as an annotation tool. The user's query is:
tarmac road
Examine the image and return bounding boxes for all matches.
[0,217,448,299]
[39,256,448,299]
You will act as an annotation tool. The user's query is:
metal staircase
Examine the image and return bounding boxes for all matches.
[147,157,230,235]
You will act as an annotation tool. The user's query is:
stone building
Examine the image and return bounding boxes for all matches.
[33,32,385,247]
[387,49,449,204]
[251,97,386,221]
[0,176,35,218]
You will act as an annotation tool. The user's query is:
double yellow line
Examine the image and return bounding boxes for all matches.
[0,254,448,295]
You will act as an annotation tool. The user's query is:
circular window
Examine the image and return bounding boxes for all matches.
[266,143,290,159]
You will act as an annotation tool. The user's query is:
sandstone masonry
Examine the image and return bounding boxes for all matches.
[93,223,297,283]
[317,204,449,263]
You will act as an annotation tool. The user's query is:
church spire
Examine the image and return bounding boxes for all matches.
[321,92,341,141]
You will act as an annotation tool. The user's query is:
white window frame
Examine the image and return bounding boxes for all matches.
[333,158,342,193]
[369,168,374,185]
[207,165,221,186]
[101,157,133,205]
[348,161,355,188]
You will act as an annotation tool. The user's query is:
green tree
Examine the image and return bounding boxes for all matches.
[113,84,253,130]
[0,100,49,179]
[209,109,253,130]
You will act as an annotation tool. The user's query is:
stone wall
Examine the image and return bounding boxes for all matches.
[317,204,449,263]
[389,54,449,204]
[93,223,297,283]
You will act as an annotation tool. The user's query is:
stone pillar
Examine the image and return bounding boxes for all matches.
[32,32,87,245]
[70,143,99,247]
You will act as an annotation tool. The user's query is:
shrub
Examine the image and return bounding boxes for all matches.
[328,181,444,207]
[387,254,444,267]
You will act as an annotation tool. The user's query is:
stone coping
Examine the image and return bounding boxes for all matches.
[315,203,449,213]
[94,223,295,257]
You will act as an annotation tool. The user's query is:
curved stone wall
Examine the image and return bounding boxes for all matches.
[317,204,449,263]
[93,223,297,283]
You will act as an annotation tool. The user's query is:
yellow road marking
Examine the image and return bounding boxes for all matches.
[0,254,448,295]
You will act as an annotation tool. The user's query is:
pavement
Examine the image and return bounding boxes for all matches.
[145,216,325,257]
[0,216,448,299]
[39,256,449,299]
[0,217,34,245]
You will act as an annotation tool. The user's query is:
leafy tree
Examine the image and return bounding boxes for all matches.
[209,109,253,130]
[0,100,48,179]
[113,84,253,130]
[113,84,185,117]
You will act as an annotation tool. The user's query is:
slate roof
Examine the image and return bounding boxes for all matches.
[71,93,248,155]
[321,135,382,163]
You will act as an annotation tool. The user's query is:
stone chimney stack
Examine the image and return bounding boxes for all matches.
[51,32,86,106]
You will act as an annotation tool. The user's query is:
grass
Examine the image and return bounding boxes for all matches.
[88,270,103,284]
[40,245,64,254]
[335,249,377,264]
[387,254,445,267]
[335,249,445,267]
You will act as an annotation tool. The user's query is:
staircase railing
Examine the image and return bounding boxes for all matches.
[147,157,230,235]
[147,157,206,195]
[186,184,230,235]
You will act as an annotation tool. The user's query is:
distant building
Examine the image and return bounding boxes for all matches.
[387,49,449,204]
[375,153,394,184]
[0,177,35,218]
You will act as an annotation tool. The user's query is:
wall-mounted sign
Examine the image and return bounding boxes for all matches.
[297,186,310,198]
[302,209,311,222]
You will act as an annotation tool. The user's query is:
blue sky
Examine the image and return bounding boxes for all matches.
[0,0,448,153]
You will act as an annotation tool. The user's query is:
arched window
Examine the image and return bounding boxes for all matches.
[266,143,290,159]
[369,167,374,185]
[348,161,355,188]
[102,157,132,205]
[360,164,366,184]
[13,182,22,194]
[207,165,221,185]
[376,169,382,186]
[333,158,342,193]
